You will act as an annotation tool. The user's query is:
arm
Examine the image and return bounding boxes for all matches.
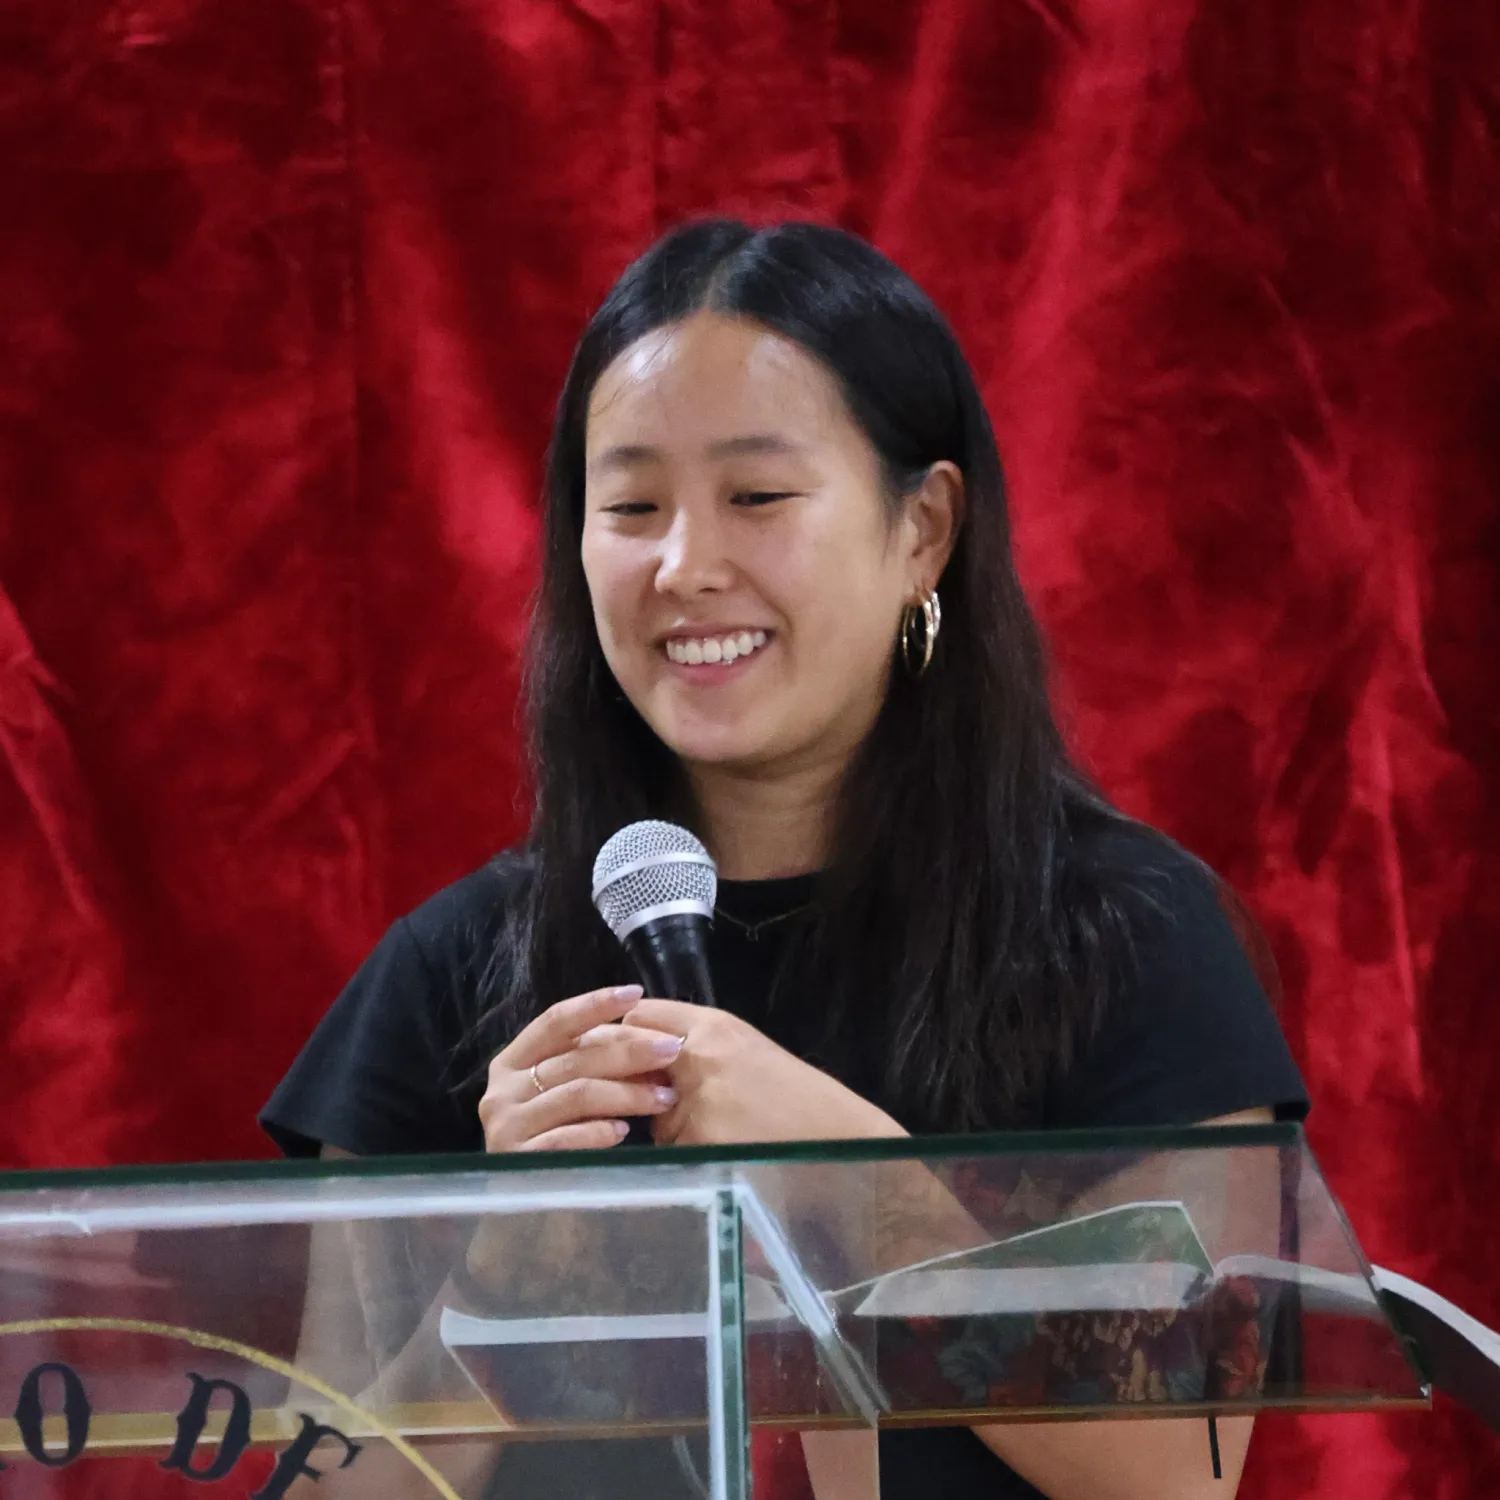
[277,994,694,1494]
[800,1110,1275,1500]
[969,839,1307,1498]
[278,1146,500,1499]
[623,997,1279,1499]
[969,1107,1273,1500]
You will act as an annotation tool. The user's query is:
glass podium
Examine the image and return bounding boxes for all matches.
[0,1124,1427,1497]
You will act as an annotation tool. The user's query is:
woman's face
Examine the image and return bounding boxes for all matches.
[581,311,954,780]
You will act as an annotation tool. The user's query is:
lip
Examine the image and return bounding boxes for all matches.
[656,626,775,645]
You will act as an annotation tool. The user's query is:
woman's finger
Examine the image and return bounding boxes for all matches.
[535,1024,684,1090]
[520,1075,677,1138]
[499,985,644,1071]
[517,1120,631,1152]
[619,997,700,1037]
[484,1074,674,1148]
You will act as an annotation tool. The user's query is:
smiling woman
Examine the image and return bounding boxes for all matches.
[260,221,1309,1500]
[579,311,961,844]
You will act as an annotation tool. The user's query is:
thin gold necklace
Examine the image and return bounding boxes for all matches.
[713,904,813,942]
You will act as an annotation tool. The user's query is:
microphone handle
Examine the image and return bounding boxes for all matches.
[618,913,714,1148]
[622,913,717,1008]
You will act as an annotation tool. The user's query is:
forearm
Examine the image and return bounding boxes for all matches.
[974,1413,1249,1500]
[971,1108,1275,1499]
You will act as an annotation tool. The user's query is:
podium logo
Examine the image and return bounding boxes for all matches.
[0,1317,461,1497]
[2,1363,359,1496]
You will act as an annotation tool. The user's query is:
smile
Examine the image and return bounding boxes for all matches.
[663,629,769,666]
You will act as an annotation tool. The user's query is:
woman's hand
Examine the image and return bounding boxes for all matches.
[478,984,686,1151]
[621,999,907,1146]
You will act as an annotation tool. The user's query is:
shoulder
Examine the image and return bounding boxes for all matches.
[1073,817,1268,981]
[396,848,535,996]
[1049,816,1308,1128]
[258,848,534,1157]
[1075,814,1210,895]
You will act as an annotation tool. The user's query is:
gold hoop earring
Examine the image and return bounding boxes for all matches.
[900,589,941,676]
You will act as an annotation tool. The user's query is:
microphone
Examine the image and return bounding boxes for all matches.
[591,820,718,1007]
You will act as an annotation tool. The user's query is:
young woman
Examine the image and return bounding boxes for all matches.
[263,219,1308,1500]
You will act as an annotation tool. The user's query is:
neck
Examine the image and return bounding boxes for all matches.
[686,758,843,880]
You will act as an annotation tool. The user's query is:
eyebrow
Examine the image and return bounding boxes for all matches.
[587,433,808,477]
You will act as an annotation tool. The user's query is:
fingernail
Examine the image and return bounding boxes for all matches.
[651,1035,685,1059]
[613,984,644,1001]
[653,1086,678,1107]
[612,1120,630,1138]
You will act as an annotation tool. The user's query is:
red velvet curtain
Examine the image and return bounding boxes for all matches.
[2,1,1497,1495]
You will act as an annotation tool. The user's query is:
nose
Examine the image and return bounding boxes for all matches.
[654,501,733,598]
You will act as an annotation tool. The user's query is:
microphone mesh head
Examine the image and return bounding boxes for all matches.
[592,820,718,941]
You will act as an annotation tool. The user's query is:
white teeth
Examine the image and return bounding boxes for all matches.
[665,631,770,667]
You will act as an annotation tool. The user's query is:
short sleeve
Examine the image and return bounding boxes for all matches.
[1046,840,1310,1129]
[258,861,520,1157]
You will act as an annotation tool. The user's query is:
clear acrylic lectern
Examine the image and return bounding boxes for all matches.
[0,1124,1427,1497]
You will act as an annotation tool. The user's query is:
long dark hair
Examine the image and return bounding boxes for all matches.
[480,218,1156,1132]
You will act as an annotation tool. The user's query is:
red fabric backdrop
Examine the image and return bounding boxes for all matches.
[1,1,1497,1495]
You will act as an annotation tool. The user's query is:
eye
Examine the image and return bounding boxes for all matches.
[732,491,796,508]
[602,500,658,517]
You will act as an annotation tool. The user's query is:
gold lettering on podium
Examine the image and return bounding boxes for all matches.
[0,1317,461,1498]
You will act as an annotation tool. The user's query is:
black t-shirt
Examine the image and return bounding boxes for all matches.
[261,826,1308,1499]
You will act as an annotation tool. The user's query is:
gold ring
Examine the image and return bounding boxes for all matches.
[529,1062,547,1096]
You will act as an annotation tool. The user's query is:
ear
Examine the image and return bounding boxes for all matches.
[901,461,964,599]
